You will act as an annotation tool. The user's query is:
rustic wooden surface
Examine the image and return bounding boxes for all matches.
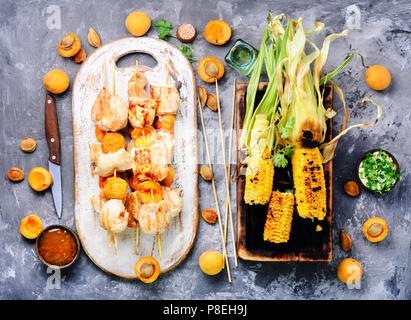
[236,82,333,262]
[72,37,198,278]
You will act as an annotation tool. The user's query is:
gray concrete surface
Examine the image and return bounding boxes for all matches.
[0,0,410,300]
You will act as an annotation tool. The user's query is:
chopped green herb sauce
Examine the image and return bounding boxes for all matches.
[358,149,401,194]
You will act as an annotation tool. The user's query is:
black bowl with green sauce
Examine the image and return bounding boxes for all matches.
[356,149,401,194]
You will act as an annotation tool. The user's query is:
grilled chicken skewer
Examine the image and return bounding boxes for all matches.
[91,60,128,132]
[125,182,183,259]
[91,191,129,253]
[149,59,180,116]
[128,59,158,129]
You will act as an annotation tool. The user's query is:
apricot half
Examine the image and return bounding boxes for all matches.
[20,215,43,239]
[28,167,52,191]
[101,132,126,154]
[198,57,224,83]
[58,33,81,58]
[103,176,128,200]
[154,115,175,133]
[131,125,156,148]
[135,257,160,283]
[43,69,70,94]
[137,181,164,204]
[161,165,174,187]
[363,217,388,242]
[203,20,231,45]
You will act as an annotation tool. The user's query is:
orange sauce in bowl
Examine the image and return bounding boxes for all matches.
[38,228,77,266]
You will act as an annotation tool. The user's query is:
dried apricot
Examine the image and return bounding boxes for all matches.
[8,168,24,182]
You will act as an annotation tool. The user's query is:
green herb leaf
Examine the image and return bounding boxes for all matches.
[278,116,295,139]
[273,153,288,168]
[178,45,199,63]
[154,19,177,41]
[272,143,294,168]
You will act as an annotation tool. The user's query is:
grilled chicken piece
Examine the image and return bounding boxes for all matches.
[91,190,107,213]
[163,187,184,217]
[156,129,175,164]
[90,142,134,177]
[128,72,148,98]
[126,138,170,182]
[91,87,128,131]
[149,84,180,115]
[125,187,183,234]
[99,199,129,233]
[128,97,157,128]
[91,192,129,233]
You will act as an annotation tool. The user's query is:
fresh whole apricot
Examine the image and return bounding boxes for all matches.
[337,258,363,284]
[125,11,151,37]
[199,250,224,275]
[365,65,391,91]
[43,69,70,94]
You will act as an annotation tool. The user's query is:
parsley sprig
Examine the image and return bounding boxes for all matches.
[154,19,177,41]
[178,45,199,63]
[272,116,295,168]
[278,116,295,139]
[272,144,294,168]
[154,19,198,63]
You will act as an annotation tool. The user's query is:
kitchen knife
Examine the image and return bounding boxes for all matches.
[45,94,62,218]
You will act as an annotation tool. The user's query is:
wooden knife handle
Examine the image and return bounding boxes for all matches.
[45,94,61,165]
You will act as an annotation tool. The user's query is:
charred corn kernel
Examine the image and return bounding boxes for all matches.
[292,147,327,220]
[244,148,274,205]
[263,191,295,243]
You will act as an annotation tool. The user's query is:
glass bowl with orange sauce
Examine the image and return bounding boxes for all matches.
[35,225,80,269]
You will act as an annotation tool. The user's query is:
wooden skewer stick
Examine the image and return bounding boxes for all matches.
[215,79,235,266]
[115,232,118,254]
[134,59,139,90]
[112,62,116,95]
[135,222,139,254]
[223,79,238,267]
[157,232,162,260]
[197,97,231,283]
[165,58,170,85]
[103,58,107,89]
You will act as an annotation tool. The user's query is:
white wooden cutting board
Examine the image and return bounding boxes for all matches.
[72,37,198,279]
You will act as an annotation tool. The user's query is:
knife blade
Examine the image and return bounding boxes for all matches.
[45,94,62,218]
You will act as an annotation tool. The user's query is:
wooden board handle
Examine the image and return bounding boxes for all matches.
[45,94,61,164]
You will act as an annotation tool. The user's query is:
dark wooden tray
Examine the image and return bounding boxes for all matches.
[236,82,333,262]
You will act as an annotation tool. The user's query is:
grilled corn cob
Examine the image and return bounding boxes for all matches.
[263,191,295,243]
[244,147,274,205]
[291,147,326,220]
